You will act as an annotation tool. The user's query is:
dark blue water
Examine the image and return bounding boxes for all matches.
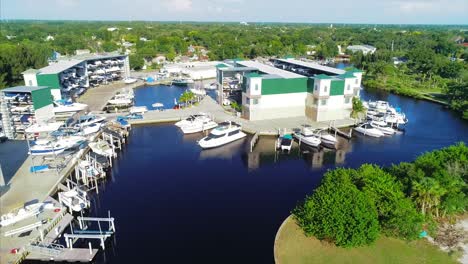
[134,84,217,110]
[29,89,467,264]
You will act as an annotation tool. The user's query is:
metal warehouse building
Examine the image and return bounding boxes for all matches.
[216,58,363,122]
[22,52,130,100]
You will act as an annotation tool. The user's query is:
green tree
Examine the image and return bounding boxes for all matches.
[412,177,447,217]
[293,168,380,247]
[129,54,144,70]
[350,97,366,120]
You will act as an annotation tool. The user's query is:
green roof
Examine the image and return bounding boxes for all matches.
[346,68,363,73]
[216,63,228,68]
[245,72,262,78]
[338,72,357,79]
[314,74,333,80]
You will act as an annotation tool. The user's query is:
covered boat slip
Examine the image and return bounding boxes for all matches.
[273,58,346,76]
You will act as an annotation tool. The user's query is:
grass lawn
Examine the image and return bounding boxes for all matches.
[274,216,459,264]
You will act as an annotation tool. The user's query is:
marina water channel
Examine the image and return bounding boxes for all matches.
[25,85,468,264]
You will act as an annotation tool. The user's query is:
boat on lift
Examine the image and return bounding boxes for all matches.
[313,128,338,147]
[79,122,102,135]
[198,121,246,149]
[370,120,395,135]
[74,115,106,129]
[89,140,114,157]
[293,127,321,147]
[277,134,294,152]
[354,123,385,138]
[58,188,89,212]
[124,77,138,84]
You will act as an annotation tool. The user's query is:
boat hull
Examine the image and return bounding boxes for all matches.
[199,132,247,149]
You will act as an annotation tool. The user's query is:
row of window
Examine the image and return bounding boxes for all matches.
[314,79,359,93]
[246,98,259,105]
[312,97,352,106]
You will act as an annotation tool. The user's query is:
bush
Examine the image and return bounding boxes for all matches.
[293,169,380,247]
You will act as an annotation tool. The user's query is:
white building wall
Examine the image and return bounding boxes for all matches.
[50,89,62,101]
[34,104,55,123]
[23,73,38,86]
[246,92,307,120]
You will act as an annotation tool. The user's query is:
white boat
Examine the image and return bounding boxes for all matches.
[74,115,106,128]
[58,188,88,212]
[314,129,338,147]
[354,123,385,138]
[58,135,87,149]
[107,94,133,105]
[368,100,390,112]
[53,100,88,114]
[175,113,209,127]
[370,120,395,135]
[198,121,247,149]
[129,106,148,115]
[152,102,164,109]
[11,106,30,112]
[277,134,293,152]
[79,123,102,135]
[124,77,138,84]
[293,127,321,147]
[204,83,218,90]
[0,202,54,227]
[179,118,218,134]
[89,140,114,157]
[29,139,66,156]
[189,88,207,96]
[172,78,194,86]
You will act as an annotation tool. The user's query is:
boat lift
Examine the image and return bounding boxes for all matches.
[65,211,116,250]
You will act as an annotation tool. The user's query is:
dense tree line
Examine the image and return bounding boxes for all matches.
[294,143,467,247]
[0,21,467,117]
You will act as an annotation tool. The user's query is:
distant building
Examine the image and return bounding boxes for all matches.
[45,35,55,41]
[107,27,118,32]
[75,49,91,55]
[6,35,16,40]
[240,22,249,26]
[139,37,148,42]
[346,45,376,55]
[216,58,362,122]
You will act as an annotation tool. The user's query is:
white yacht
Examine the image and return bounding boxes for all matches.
[30,139,66,156]
[124,77,138,84]
[58,188,89,212]
[354,123,385,138]
[293,127,321,147]
[370,120,395,135]
[180,118,218,134]
[79,122,102,135]
[198,121,246,149]
[175,113,209,127]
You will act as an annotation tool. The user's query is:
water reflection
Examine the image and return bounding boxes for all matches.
[243,136,353,170]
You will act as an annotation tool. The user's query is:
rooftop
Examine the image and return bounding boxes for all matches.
[276,58,346,75]
[22,69,40,75]
[236,60,304,79]
[38,59,84,74]
[2,86,49,93]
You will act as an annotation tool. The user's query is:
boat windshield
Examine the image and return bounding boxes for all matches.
[205,133,225,140]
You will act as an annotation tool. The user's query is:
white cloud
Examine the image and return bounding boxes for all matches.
[55,0,79,8]
[391,0,468,14]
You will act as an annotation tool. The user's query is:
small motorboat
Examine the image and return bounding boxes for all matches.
[80,123,102,135]
[277,134,293,152]
[370,120,395,135]
[0,202,54,227]
[204,83,218,90]
[53,100,88,114]
[314,129,338,147]
[172,78,194,86]
[293,127,321,147]
[116,116,130,128]
[152,102,164,109]
[29,139,66,156]
[124,77,138,84]
[89,140,114,157]
[354,123,385,138]
[189,88,207,96]
[74,115,106,128]
[198,121,247,149]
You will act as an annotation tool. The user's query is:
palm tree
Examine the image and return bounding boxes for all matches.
[412,177,446,217]
[179,91,195,107]
[350,97,366,122]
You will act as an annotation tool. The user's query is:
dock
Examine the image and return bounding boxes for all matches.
[129,96,356,136]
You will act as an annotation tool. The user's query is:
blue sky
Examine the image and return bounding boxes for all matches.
[1,0,467,24]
